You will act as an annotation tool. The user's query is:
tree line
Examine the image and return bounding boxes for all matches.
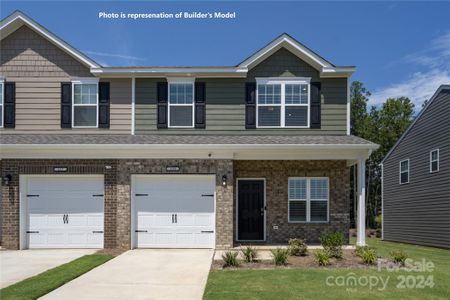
[350,81,416,228]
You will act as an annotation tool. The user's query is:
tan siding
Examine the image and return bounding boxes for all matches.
[0,25,131,134]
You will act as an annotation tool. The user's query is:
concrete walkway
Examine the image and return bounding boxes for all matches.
[41,249,214,300]
[0,249,97,288]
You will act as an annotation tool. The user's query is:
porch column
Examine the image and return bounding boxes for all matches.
[356,158,366,246]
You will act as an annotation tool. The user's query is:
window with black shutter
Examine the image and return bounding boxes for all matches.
[3,82,16,128]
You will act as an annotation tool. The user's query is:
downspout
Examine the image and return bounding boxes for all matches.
[131,77,136,135]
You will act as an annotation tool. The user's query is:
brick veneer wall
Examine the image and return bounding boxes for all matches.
[234,160,350,244]
[115,159,234,249]
[0,160,117,249]
[0,159,234,250]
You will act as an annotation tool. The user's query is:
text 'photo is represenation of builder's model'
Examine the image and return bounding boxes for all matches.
[98,11,237,20]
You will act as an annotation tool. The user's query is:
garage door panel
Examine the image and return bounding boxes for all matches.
[25,176,104,249]
[134,175,215,248]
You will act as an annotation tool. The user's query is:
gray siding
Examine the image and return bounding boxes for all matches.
[0,25,131,134]
[383,89,450,248]
[135,49,348,135]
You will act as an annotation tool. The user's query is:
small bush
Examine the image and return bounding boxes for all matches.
[390,250,408,266]
[315,249,331,266]
[355,245,371,257]
[222,251,239,267]
[361,248,377,265]
[288,238,308,256]
[241,246,258,263]
[271,248,289,266]
[375,214,382,229]
[319,232,344,258]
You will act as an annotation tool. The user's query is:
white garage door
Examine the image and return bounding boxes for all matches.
[24,176,104,249]
[133,175,215,248]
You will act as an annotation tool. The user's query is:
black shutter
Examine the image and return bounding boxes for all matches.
[4,82,16,128]
[194,82,206,128]
[157,82,168,128]
[310,82,321,129]
[60,82,72,128]
[245,82,257,129]
[98,82,110,128]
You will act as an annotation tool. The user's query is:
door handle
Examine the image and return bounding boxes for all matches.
[172,214,174,223]
[135,230,148,233]
[175,214,177,223]
[26,231,39,234]
[201,230,214,233]
[92,231,103,233]
[201,194,214,197]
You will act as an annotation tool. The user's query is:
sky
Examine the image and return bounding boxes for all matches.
[1,1,450,110]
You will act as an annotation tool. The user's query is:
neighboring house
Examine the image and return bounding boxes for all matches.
[382,85,450,249]
[0,11,377,250]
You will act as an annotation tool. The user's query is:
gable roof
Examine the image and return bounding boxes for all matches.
[0,11,353,78]
[0,10,101,69]
[237,33,355,77]
[382,85,450,164]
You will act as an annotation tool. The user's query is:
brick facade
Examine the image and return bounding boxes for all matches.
[1,159,348,249]
[234,160,350,244]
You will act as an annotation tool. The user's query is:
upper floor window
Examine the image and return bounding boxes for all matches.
[399,159,409,184]
[168,79,194,127]
[72,80,98,128]
[288,177,329,223]
[0,80,3,128]
[430,149,439,173]
[256,78,310,128]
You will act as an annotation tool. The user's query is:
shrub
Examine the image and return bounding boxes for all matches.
[222,251,239,267]
[319,232,344,258]
[390,250,408,266]
[241,246,258,263]
[375,214,382,229]
[315,249,331,266]
[271,248,289,266]
[361,248,377,265]
[355,245,371,257]
[288,238,308,256]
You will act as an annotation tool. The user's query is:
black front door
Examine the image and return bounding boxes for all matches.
[237,180,265,241]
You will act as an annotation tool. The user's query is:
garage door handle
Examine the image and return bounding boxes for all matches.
[135,230,148,233]
[92,231,104,233]
[92,194,104,197]
[26,231,39,234]
[201,230,214,233]
[27,194,40,197]
[201,194,214,197]
[135,194,148,197]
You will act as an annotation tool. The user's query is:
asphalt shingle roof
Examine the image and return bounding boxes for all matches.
[0,134,376,146]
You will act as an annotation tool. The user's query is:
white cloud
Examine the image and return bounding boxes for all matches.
[369,69,450,109]
[370,31,450,109]
[82,50,145,62]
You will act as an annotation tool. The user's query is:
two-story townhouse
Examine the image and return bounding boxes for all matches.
[0,11,377,250]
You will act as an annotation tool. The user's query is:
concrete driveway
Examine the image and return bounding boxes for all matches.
[0,249,97,288]
[41,249,214,300]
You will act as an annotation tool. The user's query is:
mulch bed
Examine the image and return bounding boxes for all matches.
[212,249,377,271]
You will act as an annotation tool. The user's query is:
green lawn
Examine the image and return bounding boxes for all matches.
[0,254,113,300]
[204,238,450,300]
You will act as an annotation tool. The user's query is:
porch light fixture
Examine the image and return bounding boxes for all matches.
[3,174,12,186]
[222,175,227,187]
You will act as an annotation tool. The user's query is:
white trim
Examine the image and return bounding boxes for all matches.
[0,80,4,128]
[256,77,310,128]
[287,177,329,223]
[430,149,439,173]
[167,81,195,128]
[19,174,104,250]
[0,11,100,69]
[71,80,99,128]
[236,178,266,242]
[399,159,410,184]
[131,77,135,135]
[356,158,366,246]
[382,85,450,164]
[347,77,350,135]
[130,174,216,249]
